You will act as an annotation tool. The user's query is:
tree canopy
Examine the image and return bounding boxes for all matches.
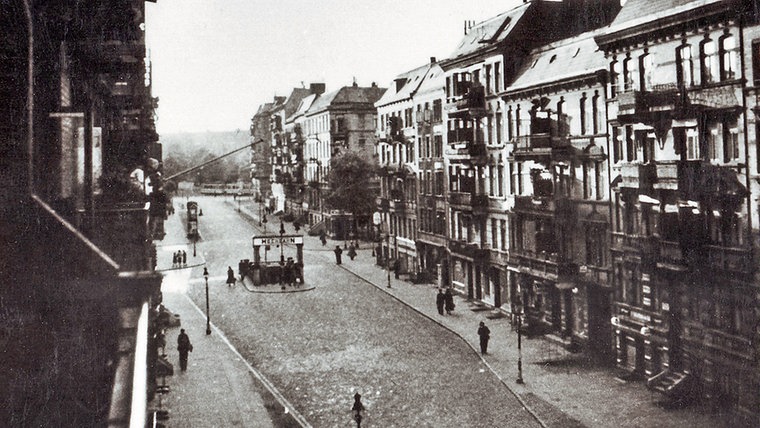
[324,151,378,216]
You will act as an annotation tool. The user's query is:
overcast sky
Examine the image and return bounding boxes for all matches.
[145,0,521,134]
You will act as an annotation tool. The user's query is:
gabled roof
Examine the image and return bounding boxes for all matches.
[279,88,312,118]
[306,85,386,116]
[447,3,530,61]
[253,102,275,118]
[375,63,432,107]
[507,30,606,94]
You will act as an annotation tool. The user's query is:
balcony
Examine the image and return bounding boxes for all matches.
[617,90,646,117]
[658,240,685,268]
[445,142,487,164]
[449,239,487,259]
[619,162,656,190]
[706,245,753,275]
[611,232,658,256]
[512,249,578,280]
[96,40,146,71]
[687,83,741,110]
[90,203,154,272]
[511,134,570,159]
[448,191,471,207]
[447,84,486,118]
[654,161,678,190]
[616,85,684,118]
[513,195,572,216]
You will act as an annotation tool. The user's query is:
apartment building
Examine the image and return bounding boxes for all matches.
[502,31,613,355]
[250,98,284,205]
[1,1,163,425]
[595,0,759,416]
[375,62,433,273]
[303,82,385,237]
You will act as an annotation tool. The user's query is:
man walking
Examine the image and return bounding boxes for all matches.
[436,289,445,315]
[477,321,491,355]
[444,288,455,314]
[182,250,187,266]
[334,245,343,265]
[177,328,193,371]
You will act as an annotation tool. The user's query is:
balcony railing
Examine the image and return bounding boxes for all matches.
[659,240,684,266]
[611,232,658,255]
[90,203,154,272]
[706,245,753,274]
[448,191,471,207]
[447,84,486,118]
[513,249,578,278]
[619,162,656,190]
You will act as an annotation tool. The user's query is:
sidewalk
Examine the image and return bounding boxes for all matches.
[150,200,307,428]
[232,200,731,428]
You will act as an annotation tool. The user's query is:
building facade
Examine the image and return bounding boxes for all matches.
[1,1,163,426]
[596,0,760,416]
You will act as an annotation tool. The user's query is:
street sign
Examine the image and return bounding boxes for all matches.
[252,235,304,246]
[372,212,382,225]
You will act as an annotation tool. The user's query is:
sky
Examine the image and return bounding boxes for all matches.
[145,0,522,134]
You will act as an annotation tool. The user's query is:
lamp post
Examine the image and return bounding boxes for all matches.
[279,221,286,263]
[516,307,524,384]
[203,267,211,335]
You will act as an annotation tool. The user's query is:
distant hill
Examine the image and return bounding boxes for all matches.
[160,129,250,156]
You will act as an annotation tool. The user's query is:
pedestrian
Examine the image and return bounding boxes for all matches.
[436,289,445,315]
[226,266,236,287]
[285,257,295,286]
[177,328,193,371]
[172,251,178,268]
[182,250,187,266]
[334,245,343,265]
[348,243,357,260]
[320,230,327,246]
[478,321,491,355]
[444,288,455,314]
[393,258,401,279]
[351,392,364,428]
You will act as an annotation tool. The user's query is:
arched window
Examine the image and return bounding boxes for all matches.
[580,93,587,135]
[639,51,654,91]
[610,58,620,97]
[623,55,635,91]
[700,38,718,84]
[677,44,693,87]
[720,34,738,81]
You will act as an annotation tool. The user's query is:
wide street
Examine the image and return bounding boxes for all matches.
[166,195,541,427]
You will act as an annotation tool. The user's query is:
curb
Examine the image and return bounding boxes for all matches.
[336,262,549,428]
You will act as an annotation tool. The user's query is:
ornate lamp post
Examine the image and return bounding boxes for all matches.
[203,267,211,335]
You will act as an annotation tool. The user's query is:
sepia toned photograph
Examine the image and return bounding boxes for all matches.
[1,0,759,427]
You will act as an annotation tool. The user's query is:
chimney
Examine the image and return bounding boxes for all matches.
[309,82,325,95]
[371,82,377,88]
[430,56,437,64]
[463,20,476,35]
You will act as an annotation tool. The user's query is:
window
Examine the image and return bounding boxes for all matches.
[485,64,492,94]
[686,127,700,160]
[612,126,623,163]
[639,52,654,91]
[610,59,620,97]
[625,125,635,162]
[720,34,738,81]
[752,40,760,86]
[497,164,504,196]
[585,225,606,266]
[491,219,498,248]
[507,107,514,140]
[515,105,521,136]
[623,55,635,91]
[487,115,493,145]
[495,113,502,144]
[592,92,600,134]
[677,44,694,88]
[500,220,507,250]
[701,38,719,84]
[494,62,501,92]
[723,122,739,162]
[580,93,587,135]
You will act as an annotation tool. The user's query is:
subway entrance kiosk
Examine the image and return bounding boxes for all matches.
[246,234,304,285]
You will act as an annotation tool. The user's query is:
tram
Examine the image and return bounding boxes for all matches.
[186,201,198,237]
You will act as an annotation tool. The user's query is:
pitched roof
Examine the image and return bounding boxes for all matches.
[415,62,445,97]
[605,0,727,35]
[447,3,530,61]
[375,63,432,107]
[306,85,386,115]
[508,30,606,93]
[280,88,312,118]
[287,93,319,123]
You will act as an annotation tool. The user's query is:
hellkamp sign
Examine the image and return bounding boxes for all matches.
[252,235,304,246]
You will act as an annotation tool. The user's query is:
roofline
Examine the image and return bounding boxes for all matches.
[501,69,608,100]
[595,0,742,48]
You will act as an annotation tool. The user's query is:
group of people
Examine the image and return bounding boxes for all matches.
[435,288,456,315]
[172,250,187,268]
[333,243,357,265]
[280,257,302,287]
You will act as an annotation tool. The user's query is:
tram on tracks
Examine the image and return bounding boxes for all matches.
[186,200,198,237]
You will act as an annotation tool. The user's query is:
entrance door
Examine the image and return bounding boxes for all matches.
[475,265,482,300]
[467,263,474,299]
[587,286,612,360]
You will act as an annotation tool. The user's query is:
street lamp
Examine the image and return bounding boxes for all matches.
[279,221,286,264]
[516,306,524,384]
[203,267,211,335]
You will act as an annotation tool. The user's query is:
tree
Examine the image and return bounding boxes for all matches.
[324,151,378,238]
